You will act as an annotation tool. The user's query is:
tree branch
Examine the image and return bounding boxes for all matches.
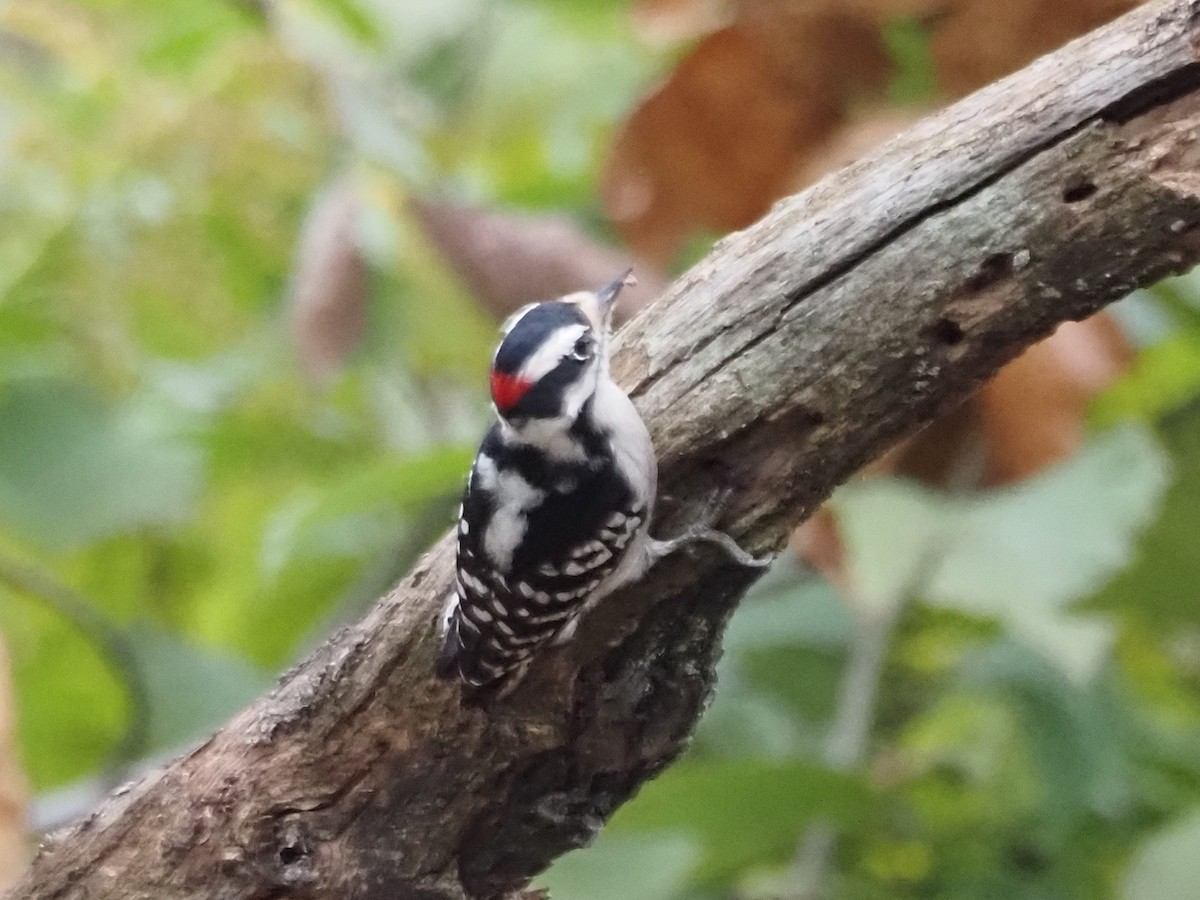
[11,1,1200,897]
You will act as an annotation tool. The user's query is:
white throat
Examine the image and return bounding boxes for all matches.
[500,415,588,463]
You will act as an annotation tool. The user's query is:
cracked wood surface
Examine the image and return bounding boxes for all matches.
[10,1,1200,897]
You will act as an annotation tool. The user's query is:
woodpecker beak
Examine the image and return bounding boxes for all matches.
[595,269,635,322]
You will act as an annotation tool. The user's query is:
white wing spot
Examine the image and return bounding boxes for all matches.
[527,609,570,625]
[507,631,546,647]
[467,604,493,624]
[482,466,543,570]
[572,541,602,559]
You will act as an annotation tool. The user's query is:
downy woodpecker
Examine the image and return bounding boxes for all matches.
[436,272,767,692]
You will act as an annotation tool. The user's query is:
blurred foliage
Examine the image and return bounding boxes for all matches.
[2,1,1200,900]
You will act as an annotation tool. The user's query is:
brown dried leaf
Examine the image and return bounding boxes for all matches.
[789,108,922,190]
[792,507,849,591]
[411,200,666,323]
[0,636,27,889]
[288,174,369,381]
[795,313,1132,575]
[737,0,949,23]
[837,0,947,18]
[877,323,1129,490]
[878,399,987,488]
[978,314,1133,485]
[931,0,1141,95]
[632,0,945,44]
[603,11,890,263]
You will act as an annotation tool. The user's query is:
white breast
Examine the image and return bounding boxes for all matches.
[591,378,657,513]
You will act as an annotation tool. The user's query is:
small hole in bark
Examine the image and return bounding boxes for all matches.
[966,253,1014,292]
[1062,181,1097,203]
[278,842,308,867]
[927,317,964,346]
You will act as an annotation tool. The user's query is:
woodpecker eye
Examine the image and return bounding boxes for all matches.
[571,337,593,361]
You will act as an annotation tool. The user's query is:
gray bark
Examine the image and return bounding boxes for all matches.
[11,0,1200,897]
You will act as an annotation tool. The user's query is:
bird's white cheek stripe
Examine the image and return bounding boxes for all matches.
[560,365,598,421]
[517,324,589,385]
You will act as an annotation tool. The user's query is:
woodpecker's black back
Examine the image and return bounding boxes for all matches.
[437,407,646,689]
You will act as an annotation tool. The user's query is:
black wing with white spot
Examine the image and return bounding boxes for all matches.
[436,425,646,689]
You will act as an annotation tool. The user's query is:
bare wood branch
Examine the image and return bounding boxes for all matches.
[11,1,1200,897]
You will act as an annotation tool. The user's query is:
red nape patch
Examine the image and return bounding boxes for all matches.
[490,371,532,413]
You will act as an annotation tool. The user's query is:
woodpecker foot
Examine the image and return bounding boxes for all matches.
[651,482,772,568]
[650,526,773,568]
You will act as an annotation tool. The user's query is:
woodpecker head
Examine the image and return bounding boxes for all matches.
[489,271,631,425]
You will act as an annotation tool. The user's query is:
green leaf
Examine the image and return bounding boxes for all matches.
[537,832,700,900]
[0,379,203,550]
[1093,330,1200,426]
[698,568,855,758]
[931,427,1168,679]
[609,759,872,886]
[1090,406,1200,632]
[961,643,1135,830]
[739,645,847,727]
[1122,809,1200,900]
[260,446,471,579]
[0,592,125,789]
[832,428,1170,680]
[299,0,385,47]
[133,0,251,73]
[126,623,270,751]
[695,687,811,760]
[883,16,939,106]
[832,480,948,616]
[722,563,856,654]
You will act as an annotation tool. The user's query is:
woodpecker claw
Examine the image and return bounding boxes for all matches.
[650,527,773,568]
